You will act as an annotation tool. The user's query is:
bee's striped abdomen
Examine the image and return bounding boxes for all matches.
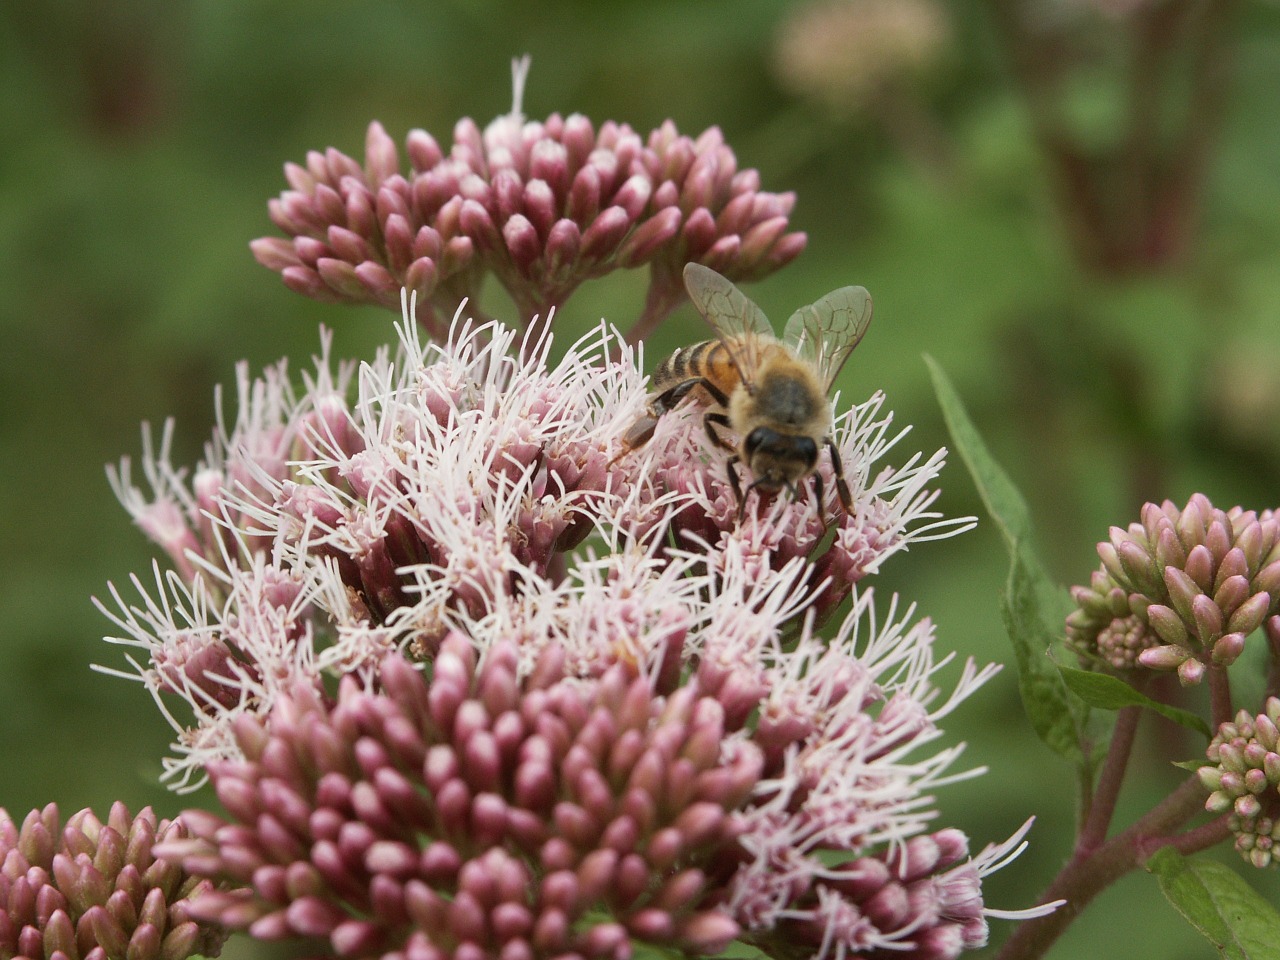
[653,339,741,397]
[654,339,715,389]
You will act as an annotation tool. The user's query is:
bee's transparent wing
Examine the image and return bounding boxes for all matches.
[783,285,873,390]
[682,263,773,392]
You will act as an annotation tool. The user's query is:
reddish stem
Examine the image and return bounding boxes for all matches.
[1208,663,1233,730]
[1076,705,1142,854]
[624,267,687,348]
[995,776,1211,960]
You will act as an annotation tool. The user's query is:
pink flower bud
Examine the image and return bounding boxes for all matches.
[1177,657,1206,685]
[616,207,682,266]
[364,121,399,187]
[251,236,302,270]
[677,910,740,954]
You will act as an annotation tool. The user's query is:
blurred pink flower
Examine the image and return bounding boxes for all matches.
[0,803,226,960]
[773,0,951,115]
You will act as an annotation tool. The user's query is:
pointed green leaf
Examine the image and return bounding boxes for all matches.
[927,356,1089,764]
[1002,543,1086,763]
[1057,665,1211,737]
[923,355,1031,551]
[1148,847,1280,959]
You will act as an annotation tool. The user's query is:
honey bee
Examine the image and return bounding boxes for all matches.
[627,262,873,519]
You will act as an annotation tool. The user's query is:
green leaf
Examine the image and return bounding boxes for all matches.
[1148,847,1280,959]
[633,941,693,960]
[923,355,1032,551]
[1001,543,1086,763]
[714,943,770,960]
[927,356,1089,764]
[1058,665,1211,737]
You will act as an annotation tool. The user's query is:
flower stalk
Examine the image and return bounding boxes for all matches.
[996,775,1226,960]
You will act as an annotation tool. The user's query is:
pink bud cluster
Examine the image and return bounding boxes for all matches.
[1201,698,1280,869]
[162,628,1037,960]
[0,804,226,960]
[1203,701,1280,870]
[1067,494,1280,684]
[251,61,804,338]
[164,639,752,960]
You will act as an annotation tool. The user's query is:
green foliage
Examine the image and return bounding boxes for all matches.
[1056,665,1211,738]
[927,356,1092,767]
[1148,848,1280,960]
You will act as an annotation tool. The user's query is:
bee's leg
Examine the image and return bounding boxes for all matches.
[611,415,660,466]
[619,415,659,451]
[694,378,730,407]
[621,376,728,461]
[652,377,729,416]
[705,411,746,520]
[812,471,826,514]
[725,455,747,521]
[826,437,853,513]
[703,411,735,452]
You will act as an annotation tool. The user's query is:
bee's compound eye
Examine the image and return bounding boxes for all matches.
[744,427,774,458]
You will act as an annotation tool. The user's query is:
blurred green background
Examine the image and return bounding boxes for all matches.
[2,1,1279,958]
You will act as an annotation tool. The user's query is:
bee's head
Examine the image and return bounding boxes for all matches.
[743,426,818,490]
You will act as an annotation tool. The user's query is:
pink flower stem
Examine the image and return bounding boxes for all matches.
[1163,814,1232,856]
[1265,626,1280,701]
[1076,705,1142,854]
[995,774,1212,960]
[1208,663,1233,729]
[624,269,687,347]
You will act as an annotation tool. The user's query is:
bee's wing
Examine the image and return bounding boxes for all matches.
[783,285,873,391]
[683,263,774,392]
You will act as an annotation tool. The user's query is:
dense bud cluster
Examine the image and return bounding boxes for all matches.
[0,804,225,960]
[164,640,751,959]
[251,60,804,340]
[1067,495,1280,684]
[161,631,1035,960]
[1201,699,1280,868]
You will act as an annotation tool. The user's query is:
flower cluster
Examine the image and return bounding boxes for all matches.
[1200,698,1280,868]
[1066,495,1280,684]
[0,803,226,960]
[160,624,1032,960]
[251,59,805,341]
[95,288,1053,955]
[102,299,968,787]
[619,391,968,626]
